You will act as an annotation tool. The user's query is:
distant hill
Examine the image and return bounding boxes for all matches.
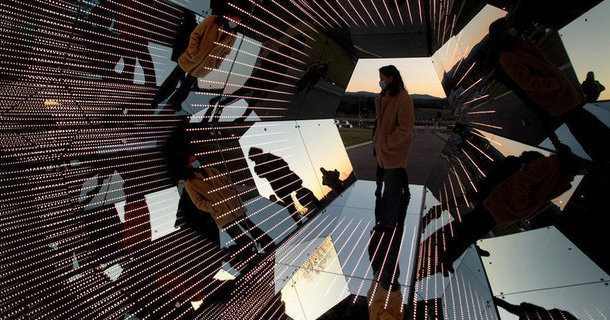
[338,91,449,117]
[346,91,445,101]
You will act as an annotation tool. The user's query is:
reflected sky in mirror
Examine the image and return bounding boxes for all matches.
[296,119,355,204]
[274,181,424,308]
[560,0,610,101]
[431,5,506,82]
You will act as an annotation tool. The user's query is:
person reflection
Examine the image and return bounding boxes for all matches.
[581,71,606,103]
[439,151,582,275]
[493,297,579,320]
[247,147,320,227]
[320,167,345,195]
[182,153,276,259]
[373,65,414,228]
[151,4,243,112]
[366,224,404,320]
[489,17,610,164]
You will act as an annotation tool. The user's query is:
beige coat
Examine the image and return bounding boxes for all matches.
[484,156,573,226]
[185,168,246,228]
[178,15,236,78]
[500,41,583,116]
[373,89,414,169]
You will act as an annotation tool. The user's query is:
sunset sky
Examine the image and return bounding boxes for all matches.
[345,57,447,98]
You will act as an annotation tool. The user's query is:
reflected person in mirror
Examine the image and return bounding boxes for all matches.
[183,153,276,259]
[248,147,320,227]
[489,17,610,165]
[152,4,243,112]
[439,151,584,275]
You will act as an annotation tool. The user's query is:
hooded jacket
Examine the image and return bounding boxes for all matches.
[184,167,246,228]
[178,15,236,78]
[373,89,414,169]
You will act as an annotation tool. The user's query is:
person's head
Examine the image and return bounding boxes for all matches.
[218,1,246,29]
[378,65,406,96]
[248,147,263,161]
[586,71,595,80]
[518,151,544,168]
[489,17,518,51]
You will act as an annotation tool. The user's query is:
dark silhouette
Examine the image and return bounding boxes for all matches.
[248,147,320,226]
[581,71,605,103]
[489,17,610,164]
[320,167,345,195]
[493,297,579,320]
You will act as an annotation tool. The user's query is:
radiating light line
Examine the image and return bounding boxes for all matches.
[466,140,494,161]
[455,61,477,87]
[357,0,378,27]
[456,157,478,193]
[247,0,316,41]
[469,121,503,130]
[462,149,486,177]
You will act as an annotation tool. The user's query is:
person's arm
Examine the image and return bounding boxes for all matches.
[598,81,606,92]
[185,179,213,212]
[186,16,213,55]
[385,93,414,150]
[499,53,561,93]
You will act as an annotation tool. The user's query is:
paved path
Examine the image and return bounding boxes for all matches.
[346,133,447,185]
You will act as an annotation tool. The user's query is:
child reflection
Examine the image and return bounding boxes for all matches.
[152,6,241,112]
[183,153,276,259]
[320,167,346,195]
[438,151,582,275]
[366,225,404,320]
[247,147,320,227]
[493,297,578,320]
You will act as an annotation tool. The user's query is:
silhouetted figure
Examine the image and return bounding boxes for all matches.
[152,7,241,112]
[489,17,610,164]
[183,154,276,257]
[581,71,605,103]
[373,65,414,227]
[493,297,579,320]
[439,153,580,275]
[248,147,320,226]
[320,167,345,195]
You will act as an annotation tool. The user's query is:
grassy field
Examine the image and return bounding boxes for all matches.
[338,127,373,147]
